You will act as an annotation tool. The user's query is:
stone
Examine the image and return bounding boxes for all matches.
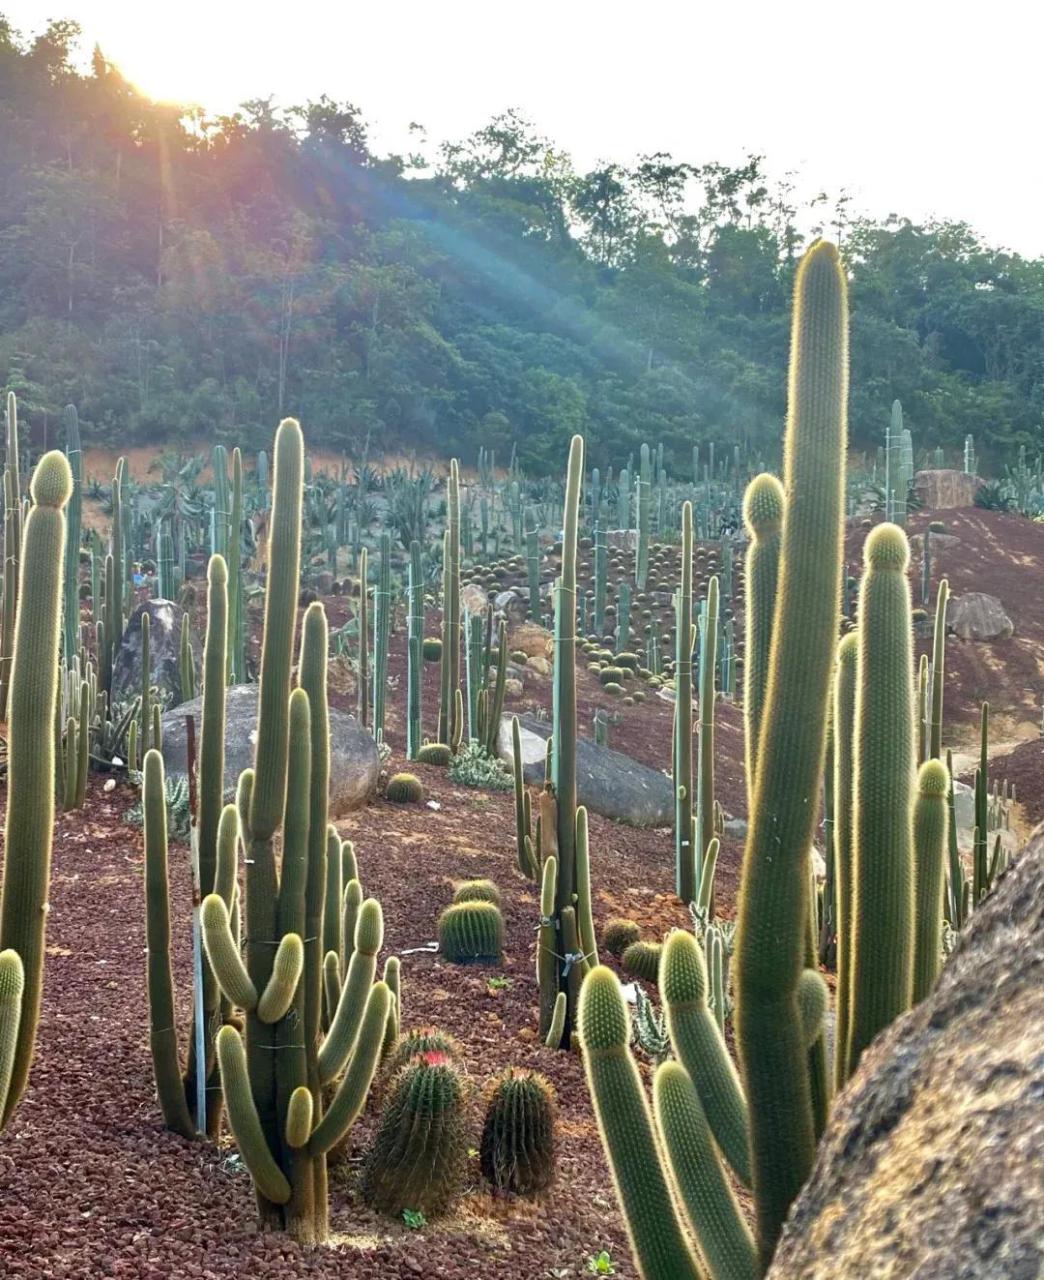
[510,622,553,659]
[497,714,672,827]
[494,589,528,623]
[526,655,552,677]
[504,677,524,699]
[161,683,379,815]
[914,468,983,511]
[908,532,961,558]
[607,529,639,553]
[949,592,1014,641]
[112,599,195,711]
[770,836,1044,1279]
[461,583,489,617]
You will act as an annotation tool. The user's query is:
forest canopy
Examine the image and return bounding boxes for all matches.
[1,16,1043,472]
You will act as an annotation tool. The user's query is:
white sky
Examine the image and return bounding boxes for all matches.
[6,0,1042,255]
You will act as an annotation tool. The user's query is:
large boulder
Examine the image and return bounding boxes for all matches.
[112,599,195,710]
[914,469,983,510]
[161,683,379,815]
[769,835,1044,1280]
[949,592,1014,641]
[497,714,672,827]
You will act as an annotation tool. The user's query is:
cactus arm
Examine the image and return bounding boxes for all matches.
[661,930,751,1187]
[797,969,828,1048]
[216,1026,291,1205]
[574,807,598,973]
[0,950,24,1124]
[695,577,719,900]
[929,580,949,760]
[653,1061,758,1280]
[322,951,342,1023]
[579,967,702,1280]
[536,855,559,1038]
[741,473,784,800]
[832,632,858,1088]
[201,894,258,1011]
[381,954,401,1058]
[308,981,390,1155]
[285,1086,314,1149]
[318,899,383,1084]
[257,933,304,1024]
[213,805,239,907]
[0,450,72,1125]
[732,242,848,1261]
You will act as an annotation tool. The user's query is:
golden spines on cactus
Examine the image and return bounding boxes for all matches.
[846,522,916,1077]
[216,1025,291,1204]
[0,950,25,1124]
[732,240,848,1260]
[912,758,949,1004]
[309,981,390,1156]
[833,631,859,1088]
[479,1067,557,1194]
[318,898,383,1084]
[742,471,784,799]
[285,1086,314,1149]
[0,450,72,1126]
[652,1061,758,1280]
[438,900,504,964]
[660,929,751,1187]
[257,933,304,1023]
[452,878,501,906]
[201,893,257,1011]
[579,966,701,1280]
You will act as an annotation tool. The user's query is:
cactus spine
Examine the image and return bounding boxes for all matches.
[732,242,848,1262]
[0,450,72,1125]
[846,524,915,1077]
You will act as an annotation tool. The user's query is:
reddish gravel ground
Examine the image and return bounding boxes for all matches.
[2,505,1042,1278]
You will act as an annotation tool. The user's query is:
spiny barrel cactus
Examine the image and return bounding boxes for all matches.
[621,940,662,984]
[732,241,849,1262]
[452,878,501,906]
[362,1056,468,1217]
[422,636,442,662]
[386,772,425,804]
[438,900,504,964]
[417,742,452,766]
[384,1026,463,1080]
[480,1067,556,1194]
[846,523,915,1077]
[602,918,641,957]
[0,450,72,1127]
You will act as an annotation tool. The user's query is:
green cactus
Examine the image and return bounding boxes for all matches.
[636,443,652,590]
[601,919,641,957]
[929,579,949,760]
[742,473,784,799]
[695,576,719,903]
[62,405,83,665]
[621,940,662,984]
[846,523,915,1078]
[406,539,423,758]
[357,546,369,728]
[318,898,383,1084]
[417,742,452,766]
[480,1067,556,1194]
[674,500,695,901]
[372,530,392,741]
[832,631,859,1089]
[0,450,72,1127]
[732,242,848,1261]
[652,1061,758,1280]
[912,759,949,1004]
[438,460,462,749]
[362,1054,468,1217]
[438,900,504,964]
[0,949,25,1124]
[452,879,501,906]
[385,772,425,804]
[179,613,195,701]
[384,1026,462,1080]
[578,967,701,1279]
[227,447,246,684]
[660,929,750,1187]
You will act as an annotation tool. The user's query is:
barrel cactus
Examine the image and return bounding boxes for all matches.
[386,773,425,804]
[480,1067,556,1195]
[437,901,504,964]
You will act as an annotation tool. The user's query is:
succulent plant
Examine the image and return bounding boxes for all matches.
[480,1067,556,1194]
[452,879,501,907]
[438,901,504,964]
[621,940,662,984]
[602,919,641,957]
[417,742,452,766]
[386,773,425,804]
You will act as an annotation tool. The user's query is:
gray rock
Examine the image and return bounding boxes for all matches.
[112,599,194,710]
[494,589,527,623]
[497,714,672,827]
[914,469,983,511]
[769,835,1044,1280]
[949,592,1014,642]
[161,683,378,815]
[607,529,638,553]
[461,583,489,617]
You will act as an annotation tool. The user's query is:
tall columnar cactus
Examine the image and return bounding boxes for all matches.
[438,460,462,750]
[551,434,584,1044]
[0,449,72,1126]
[227,447,246,684]
[616,581,631,654]
[912,758,949,1004]
[0,390,24,719]
[832,632,858,1089]
[143,748,196,1138]
[929,578,949,760]
[741,473,784,801]
[406,540,423,758]
[211,444,230,558]
[62,404,83,664]
[207,421,389,1243]
[525,505,542,626]
[732,242,848,1262]
[636,443,651,590]
[179,613,196,701]
[356,546,369,728]
[695,576,719,902]
[372,530,392,742]
[674,501,695,901]
[593,523,607,636]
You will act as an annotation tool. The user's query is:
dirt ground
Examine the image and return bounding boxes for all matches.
[0,499,1041,1278]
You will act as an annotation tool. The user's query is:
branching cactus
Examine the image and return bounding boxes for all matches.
[732,241,848,1262]
[0,449,72,1128]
